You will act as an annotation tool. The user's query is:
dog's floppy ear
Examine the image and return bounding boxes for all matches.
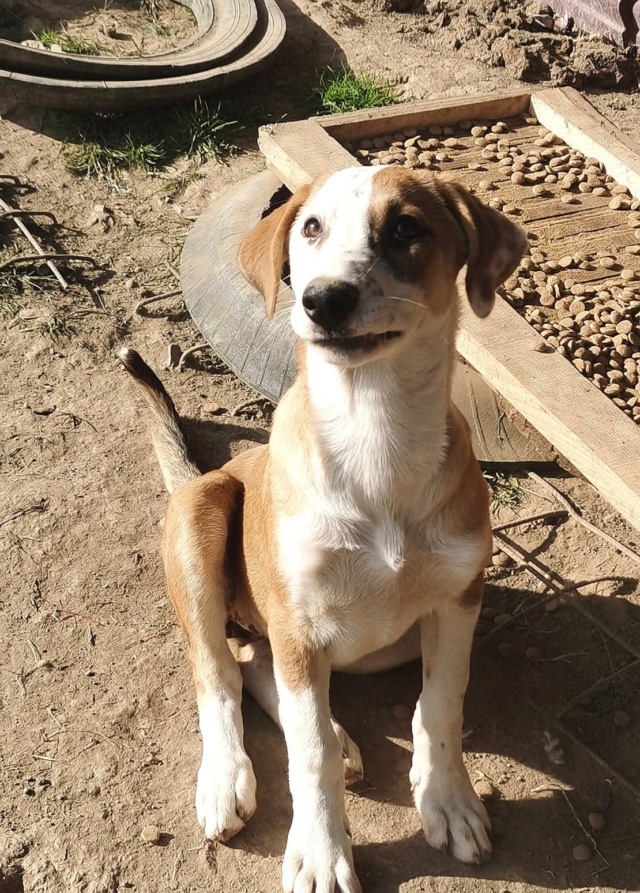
[436,180,527,318]
[238,184,312,319]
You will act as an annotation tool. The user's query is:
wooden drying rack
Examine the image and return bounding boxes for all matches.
[258,87,640,535]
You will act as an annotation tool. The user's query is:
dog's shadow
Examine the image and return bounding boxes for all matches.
[234,585,640,891]
[180,416,270,471]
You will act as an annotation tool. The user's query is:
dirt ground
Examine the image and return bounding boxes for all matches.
[1,2,640,892]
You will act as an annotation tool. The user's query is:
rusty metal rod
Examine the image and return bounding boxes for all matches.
[0,197,67,289]
[0,253,99,274]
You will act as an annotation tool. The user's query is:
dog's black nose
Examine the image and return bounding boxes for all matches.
[302,281,359,330]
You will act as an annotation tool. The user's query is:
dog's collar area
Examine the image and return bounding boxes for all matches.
[311,330,403,352]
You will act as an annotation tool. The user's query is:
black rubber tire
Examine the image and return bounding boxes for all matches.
[181,169,297,403]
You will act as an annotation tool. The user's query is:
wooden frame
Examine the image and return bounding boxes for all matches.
[258,87,640,535]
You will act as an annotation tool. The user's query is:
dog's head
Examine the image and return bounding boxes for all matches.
[239,166,526,367]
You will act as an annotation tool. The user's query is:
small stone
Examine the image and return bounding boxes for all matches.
[588,811,606,831]
[203,402,223,415]
[532,184,547,196]
[572,844,593,862]
[86,203,115,232]
[559,255,574,269]
[497,642,516,660]
[544,597,561,612]
[613,709,631,728]
[473,778,495,800]
[141,824,161,844]
[511,171,526,185]
[609,195,631,210]
[491,553,512,568]
[525,646,540,661]
[530,337,552,352]
[494,613,513,625]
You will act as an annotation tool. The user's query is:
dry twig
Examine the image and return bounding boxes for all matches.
[529,473,640,566]
[531,783,609,866]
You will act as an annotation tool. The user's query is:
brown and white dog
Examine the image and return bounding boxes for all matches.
[120,165,526,893]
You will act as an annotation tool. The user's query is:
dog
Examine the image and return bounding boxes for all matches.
[120,165,526,893]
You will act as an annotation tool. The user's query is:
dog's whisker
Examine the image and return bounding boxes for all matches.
[356,257,380,281]
[387,295,429,311]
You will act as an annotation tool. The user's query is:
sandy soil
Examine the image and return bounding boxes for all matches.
[1,2,640,892]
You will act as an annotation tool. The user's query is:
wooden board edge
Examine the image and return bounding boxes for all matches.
[258,119,354,190]
[458,297,640,534]
[316,90,533,142]
[531,86,640,199]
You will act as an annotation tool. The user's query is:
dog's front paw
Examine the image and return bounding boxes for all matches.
[410,759,491,864]
[196,753,257,842]
[282,815,362,893]
[331,719,364,786]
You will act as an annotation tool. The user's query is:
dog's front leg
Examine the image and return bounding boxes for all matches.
[270,626,362,893]
[410,574,491,864]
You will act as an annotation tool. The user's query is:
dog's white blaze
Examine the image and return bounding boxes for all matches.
[289,166,380,341]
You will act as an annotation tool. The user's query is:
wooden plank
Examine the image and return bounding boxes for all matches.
[318,90,532,142]
[258,120,354,189]
[458,296,640,533]
[531,87,640,199]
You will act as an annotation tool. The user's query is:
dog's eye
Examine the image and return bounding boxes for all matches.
[303,217,322,239]
[393,215,422,242]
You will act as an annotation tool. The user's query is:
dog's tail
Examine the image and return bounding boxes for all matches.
[119,347,200,494]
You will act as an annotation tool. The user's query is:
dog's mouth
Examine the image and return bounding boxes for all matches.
[314,330,403,352]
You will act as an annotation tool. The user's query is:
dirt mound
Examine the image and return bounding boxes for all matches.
[392,0,638,89]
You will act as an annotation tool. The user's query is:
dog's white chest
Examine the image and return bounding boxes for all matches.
[277,507,482,666]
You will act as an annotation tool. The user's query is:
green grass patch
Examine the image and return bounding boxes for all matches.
[304,65,398,116]
[61,97,238,178]
[484,471,525,511]
[0,261,54,318]
[171,97,238,162]
[35,28,99,55]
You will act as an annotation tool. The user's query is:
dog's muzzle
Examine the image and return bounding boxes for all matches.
[302,280,359,331]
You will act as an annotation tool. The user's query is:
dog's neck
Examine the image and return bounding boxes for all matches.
[300,320,455,514]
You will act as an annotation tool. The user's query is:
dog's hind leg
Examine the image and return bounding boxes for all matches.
[231,637,364,785]
[163,472,257,842]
